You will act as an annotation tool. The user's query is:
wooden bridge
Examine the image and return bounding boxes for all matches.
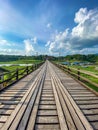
[0,61,98,130]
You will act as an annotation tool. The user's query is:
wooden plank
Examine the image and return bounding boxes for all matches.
[41,97,54,100]
[76,100,98,105]
[91,122,98,130]
[74,97,98,100]
[2,92,25,94]
[53,77,76,130]
[41,94,54,97]
[0,116,8,123]
[0,123,4,129]
[70,92,92,94]
[0,94,24,97]
[40,101,55,105]
[79,104,98,109]
[67,88,86,90]
[0,101,19,105]
[38,110,57,116]
[83,109,98,115]
[0,95,23,98]
[0,109,12,115]
[42,91,53,93]
[51,76,68,130]
[86,115,98,121]
[68,90,89,92]
[36,116,59,124]
[0,68,43,130]
[35,124,60,130]
[0,97,21,101]
[26,68,46,130]
[17,80,41,130]
[50,64,93,130]
[0,105,16,110]
[72,94,95,97]
[39,105,56,110]
[4,90,27,92]
[53,77,85,130]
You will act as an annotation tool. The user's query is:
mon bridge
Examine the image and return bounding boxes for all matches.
[0,61,98,130]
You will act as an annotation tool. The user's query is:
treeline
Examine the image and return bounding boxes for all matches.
[0,55,49,62]
[64,54,98,62]
[0,54,98,63]
[50,54,98,63]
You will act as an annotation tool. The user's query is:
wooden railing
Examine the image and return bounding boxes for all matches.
[55,63,98,89]
[0,62,44,89]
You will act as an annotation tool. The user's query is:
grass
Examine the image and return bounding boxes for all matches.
[0,60,43,87]
[0,59,42,64]
[70,65,98,75]
[68,65,98,84]
[1,66,24,72]
[0,59,43,71]
[84,82,98,92]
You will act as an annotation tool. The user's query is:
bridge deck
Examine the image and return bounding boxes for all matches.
[0,61,98,130]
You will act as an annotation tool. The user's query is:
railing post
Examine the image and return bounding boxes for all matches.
[36,64,38,68]
[34,64,36,70]
[68,67,70,73]
[32,65,34,71]
[78,68,80,80]
[26,66,29,75]
[16,68,19,81]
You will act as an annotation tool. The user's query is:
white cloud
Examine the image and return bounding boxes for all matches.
[0,49,25,55]
[24,39,35,56]
[74,8,88,23]
[31,37,37,44]
[45,41,51,47]
[0,39,11,46]
[0,37,38,56]
[0,38,25,55]
[47,8,98,55]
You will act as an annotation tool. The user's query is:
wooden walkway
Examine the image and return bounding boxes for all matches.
[0,61,98,130]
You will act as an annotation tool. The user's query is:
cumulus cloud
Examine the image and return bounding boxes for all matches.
[0,39,11,46]
[47,8,98,55]
[0,37,37,56]
[24,38,36,56]
[71,8,98,49]
[45,41,51,47]
[0,38,25,55]
[0,49,25,55]
[31,37,37,44]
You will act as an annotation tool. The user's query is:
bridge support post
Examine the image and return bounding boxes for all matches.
[78,68,80,80]
[16,68,19,81]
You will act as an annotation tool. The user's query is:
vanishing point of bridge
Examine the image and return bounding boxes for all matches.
[0,61,98,130]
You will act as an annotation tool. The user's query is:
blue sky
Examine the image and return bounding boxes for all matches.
[0,0,98,56]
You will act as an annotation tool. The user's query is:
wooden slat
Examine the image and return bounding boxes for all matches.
[1,67,45,130]
[51,76,68,130]
[50,62,93,130]
[52,77,76,130]
[38,110,57,116]
[36,116,59,124]
[83,109,98,115]
[35,124,60,130]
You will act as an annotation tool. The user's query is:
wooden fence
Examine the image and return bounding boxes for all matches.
[55,63,98,89]
[0,62,44,89]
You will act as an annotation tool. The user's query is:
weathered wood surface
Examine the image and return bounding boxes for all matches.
[0,61,97,130]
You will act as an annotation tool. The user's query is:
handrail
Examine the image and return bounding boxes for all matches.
[54,63,98,89]
[69,66,98,78]
[0,62,44,89]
